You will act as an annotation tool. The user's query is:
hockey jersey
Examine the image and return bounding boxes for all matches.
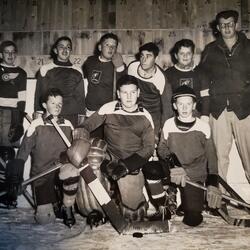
[83,101,155,160]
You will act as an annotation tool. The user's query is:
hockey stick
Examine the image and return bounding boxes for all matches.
[185,180,250,209]
[166,153,250,209]
[216,176,250,227]
[48,115,128,234]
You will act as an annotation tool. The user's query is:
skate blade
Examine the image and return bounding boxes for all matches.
[121,220,170,235]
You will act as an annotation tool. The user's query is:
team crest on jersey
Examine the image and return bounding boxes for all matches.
[1,73,19,82]
[179,78,193,88]
[91,70,102,84]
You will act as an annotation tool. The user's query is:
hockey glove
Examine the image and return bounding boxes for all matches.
[170,167,188,187]
[111,160,129,181]
[5,159,25,202]
[8,109,25,143]
[100,160,116,179]
[112,53,124,69]
[100,160,128,181]
[206,185,222,209]
[8,124,24,143]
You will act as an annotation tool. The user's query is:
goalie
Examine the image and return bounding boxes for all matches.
[80,75,155,222]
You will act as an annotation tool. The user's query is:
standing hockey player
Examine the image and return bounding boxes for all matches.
[34,36,85,127]
[82,75,155,222]
[144,85,222,226]
[82,33,126,138]
[165,39,210,122]
[128,42,172,139]
[0,40,27,208]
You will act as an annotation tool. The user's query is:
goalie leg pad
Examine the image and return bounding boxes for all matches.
[120,201,148,222]
[117,171,145,210]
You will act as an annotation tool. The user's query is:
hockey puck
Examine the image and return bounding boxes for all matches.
[133,232,143,238]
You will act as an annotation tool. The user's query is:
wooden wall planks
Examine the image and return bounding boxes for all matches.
[0,0,248,77]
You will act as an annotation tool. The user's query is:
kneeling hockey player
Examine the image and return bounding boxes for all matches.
[82,75,155,222]
[144,85,222,226]
[16,88,77,226]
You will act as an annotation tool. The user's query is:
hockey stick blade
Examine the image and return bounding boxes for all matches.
[122,220,170,235]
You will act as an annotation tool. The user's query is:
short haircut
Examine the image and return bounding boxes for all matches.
[174,39,195,54]
[139,42,159,57]
[99,33,119,46]
[117,75,139,90]
[53,36,72,49]
[42,88,63,103]
[216,10,239,24]
[0,40,17,53]
[50,36,72,59]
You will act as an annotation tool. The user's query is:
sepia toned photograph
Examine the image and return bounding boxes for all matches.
[0,0,250,249]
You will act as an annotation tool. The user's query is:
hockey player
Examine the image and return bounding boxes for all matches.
[17,88,76,225]
[144,85,222,226]
[0,40,27,208]
[34,36,85,127]
[82,33,126,138]
[82,75,155,222]
[165,39,210,122]
[128,42,173,139]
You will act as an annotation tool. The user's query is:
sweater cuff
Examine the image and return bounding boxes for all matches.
[207,174,219,187]
[121,153,147,173]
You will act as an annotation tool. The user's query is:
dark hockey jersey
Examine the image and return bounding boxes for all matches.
[17,116,73,183]
[34,60,85,117]
[0,63,27,111]
[165,65,209,116]
[82,55,126,112]
[83,101,155,160]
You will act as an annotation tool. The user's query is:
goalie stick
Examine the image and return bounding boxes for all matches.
[48,115,128,234]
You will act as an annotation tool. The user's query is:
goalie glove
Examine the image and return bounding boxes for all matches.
[100,160,128,181]
[111,161,129,181]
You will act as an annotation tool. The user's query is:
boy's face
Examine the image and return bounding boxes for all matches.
[117,84,140,112]
[175,46,193,67]
[173,96,196,120]
[99,38,117,61]
[42,95,63,117]
[54,40,72,62]
[1,45,16,66]
[140,50,156,71]
[217,17,237,40]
